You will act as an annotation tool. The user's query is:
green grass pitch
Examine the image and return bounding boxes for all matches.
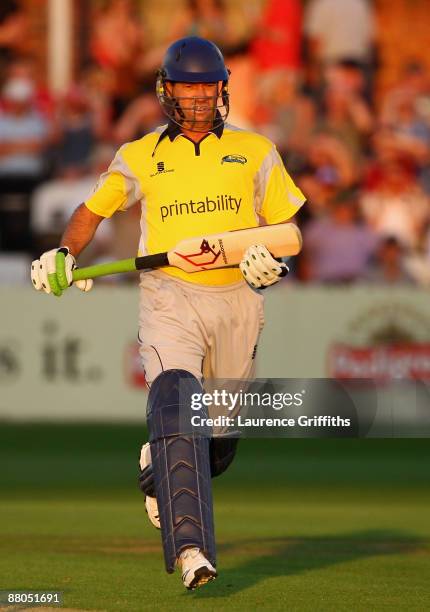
[0,424,429,611]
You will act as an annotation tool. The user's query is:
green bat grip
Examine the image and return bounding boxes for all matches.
[71,253,169,282]
[72,258,136,281]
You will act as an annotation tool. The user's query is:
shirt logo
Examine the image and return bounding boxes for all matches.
[150,160,175,177]
[160,194,242,222]
[221,154,247,165]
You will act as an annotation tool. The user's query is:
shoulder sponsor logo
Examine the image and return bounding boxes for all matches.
[221,154,247,165]
[150,160,175,177]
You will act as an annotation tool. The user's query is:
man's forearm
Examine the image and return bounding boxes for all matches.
[60,203,105,258]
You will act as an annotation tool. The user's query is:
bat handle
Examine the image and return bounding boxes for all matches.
[72,258,136,281]
[71,252,170,281]
[135,252,169,270]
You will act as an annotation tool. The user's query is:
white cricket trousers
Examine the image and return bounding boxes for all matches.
[138,270,265,386]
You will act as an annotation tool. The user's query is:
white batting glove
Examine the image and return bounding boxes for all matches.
[31,247,93,297]
[239,244,289,289]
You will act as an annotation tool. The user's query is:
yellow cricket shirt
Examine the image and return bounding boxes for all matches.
[85,121,306,285]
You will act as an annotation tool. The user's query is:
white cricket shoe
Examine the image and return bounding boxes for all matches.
[179,547,217,590]
[139,442,160,529]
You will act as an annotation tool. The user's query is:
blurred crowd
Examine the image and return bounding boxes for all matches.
[1,0,430,286]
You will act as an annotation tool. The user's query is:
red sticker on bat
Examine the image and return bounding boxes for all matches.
[174,239,221,269]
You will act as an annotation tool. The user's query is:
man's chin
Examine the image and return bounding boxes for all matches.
[182,118,214,132]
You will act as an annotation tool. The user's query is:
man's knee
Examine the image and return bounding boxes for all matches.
[139,374,239,495]
[147,368,203,440]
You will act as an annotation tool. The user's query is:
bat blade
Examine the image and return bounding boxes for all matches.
[168,223,302,272]
[72,223,302,282]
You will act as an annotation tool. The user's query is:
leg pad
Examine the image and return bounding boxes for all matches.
[147,369,216,573]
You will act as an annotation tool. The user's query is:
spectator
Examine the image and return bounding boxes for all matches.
[380,63,430,179]
[78,63,115,136]
[302,190,377,283]
[251,0,302,74]
[381,61,430,127]
[304,0,375,95]
[90,0,143,117]
[360,155,429,249]
[364,236,415,285]
[253,70,315,164]
[90,0,142,72]
[316,75,373,162]
[112,88,162,144]
[379,93,430,165]
[304,0,375,65]
[0,77,48,178]
[325,59,369,96]
[298,134,357,217]
[2,55,55,118]
[0,1,28,77]
[50,84,106,175]
[0,76,49,251]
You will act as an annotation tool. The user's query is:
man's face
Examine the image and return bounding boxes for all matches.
[168,81,220,130]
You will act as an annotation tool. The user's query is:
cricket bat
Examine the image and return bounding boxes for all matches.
[72,222,302,282]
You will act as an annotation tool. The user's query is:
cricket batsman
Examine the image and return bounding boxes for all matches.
[30,37,306,589]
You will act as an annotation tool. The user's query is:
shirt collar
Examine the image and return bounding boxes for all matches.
[167,116,224,141]
[153,114,224,154]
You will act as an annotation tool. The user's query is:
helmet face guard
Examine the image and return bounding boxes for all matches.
[156,37,230,132]
[156,76,229,132]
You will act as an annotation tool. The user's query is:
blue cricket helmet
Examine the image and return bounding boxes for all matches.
[156,36,230,132]
[160,36,229,83]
